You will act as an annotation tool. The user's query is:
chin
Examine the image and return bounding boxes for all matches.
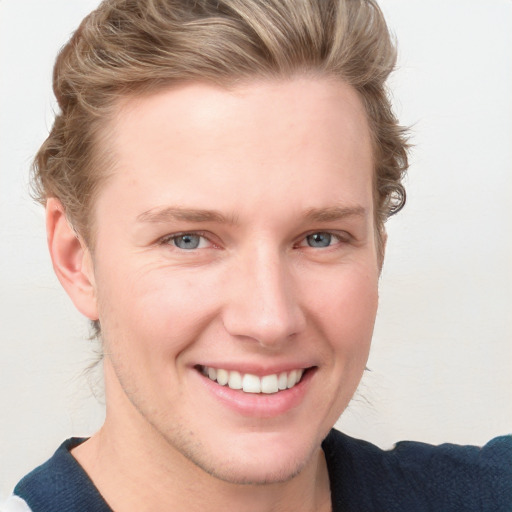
[172,427,323,486]
[196,452,311,486]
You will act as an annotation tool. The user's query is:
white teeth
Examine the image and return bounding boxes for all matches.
[278,372,288,390]
[242,374,261,393]
[287,369,298,388]
[228,370,243,390]
[201,366,305,394]
[261,374,278,394]
[216,368,229,386]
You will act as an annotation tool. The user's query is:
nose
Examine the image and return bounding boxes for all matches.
[222,246,306,348]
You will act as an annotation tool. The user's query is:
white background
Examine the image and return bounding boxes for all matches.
[1,0,511,498]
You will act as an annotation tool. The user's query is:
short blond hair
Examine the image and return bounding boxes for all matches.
[34,0,408,256]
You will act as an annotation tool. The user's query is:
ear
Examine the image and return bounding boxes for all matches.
[46,198,99,321]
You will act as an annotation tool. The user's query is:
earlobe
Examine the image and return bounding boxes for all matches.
[46,198,98,321]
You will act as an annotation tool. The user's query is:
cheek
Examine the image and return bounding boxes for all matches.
[96,263,220,355]
[300,265,378,425]
[305,264,379,354]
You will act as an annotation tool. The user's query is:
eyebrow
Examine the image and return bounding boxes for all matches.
[136,205,367,225]
[136,206,237,225]
[303,205,368,222]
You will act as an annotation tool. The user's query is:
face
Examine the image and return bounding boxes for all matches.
[89,77,379,484]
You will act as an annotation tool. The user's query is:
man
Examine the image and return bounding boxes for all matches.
[8,1,511,511]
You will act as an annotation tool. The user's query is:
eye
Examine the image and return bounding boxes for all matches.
[166,233,210,250]
[303,232,337,248]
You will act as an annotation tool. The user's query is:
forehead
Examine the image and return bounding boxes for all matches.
[96,77,374,223]
[112,77,371,160]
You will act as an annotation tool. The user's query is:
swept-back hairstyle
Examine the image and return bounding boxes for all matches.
[33,0,408,335]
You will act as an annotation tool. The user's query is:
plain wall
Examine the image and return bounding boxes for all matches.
[1,0,511,498]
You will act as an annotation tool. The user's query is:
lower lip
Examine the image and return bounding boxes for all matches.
[194,368,315,418]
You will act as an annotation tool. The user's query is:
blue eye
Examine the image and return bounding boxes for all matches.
[305,232,334,248]
[173,234,203,250]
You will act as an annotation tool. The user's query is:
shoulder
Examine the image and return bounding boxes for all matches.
[12,438,112,512]
[323,429,512,512]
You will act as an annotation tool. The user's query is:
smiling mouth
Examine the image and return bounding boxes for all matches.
[196,365,309,394]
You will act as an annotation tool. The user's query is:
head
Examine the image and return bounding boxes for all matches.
[40,0,408,486]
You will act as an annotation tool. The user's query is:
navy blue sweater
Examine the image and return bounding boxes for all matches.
[14,430,512,511]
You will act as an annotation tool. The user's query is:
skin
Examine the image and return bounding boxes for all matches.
[48,76,380,512]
